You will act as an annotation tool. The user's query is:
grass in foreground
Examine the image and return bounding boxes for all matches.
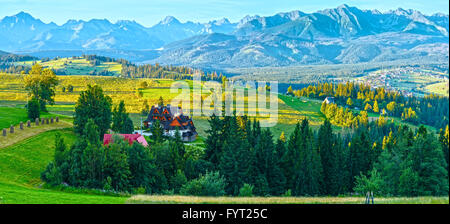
[127,195,449,204]
[0,129,127,204]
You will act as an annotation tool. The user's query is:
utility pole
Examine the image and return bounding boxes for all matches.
[140,116,143,135]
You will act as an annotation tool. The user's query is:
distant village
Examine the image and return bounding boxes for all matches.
[355,66,449,97]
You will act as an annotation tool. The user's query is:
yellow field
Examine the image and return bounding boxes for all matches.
[0,73,316,138]
[424,81,449,96]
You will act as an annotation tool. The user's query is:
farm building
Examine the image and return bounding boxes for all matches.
[103,134,148,147]
[323,97,335,104]
[144,104,198,142]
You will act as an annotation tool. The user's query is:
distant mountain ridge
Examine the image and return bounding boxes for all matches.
[0,4,448,68]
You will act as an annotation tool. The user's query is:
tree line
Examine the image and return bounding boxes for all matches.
[288,82,449,130]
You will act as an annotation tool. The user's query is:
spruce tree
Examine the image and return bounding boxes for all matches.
[219,115,252,195]
[318,119,340,195]
[281,122,301,191]
[254,129,286,196]
[294,119,323,196]
[205,114,223,166]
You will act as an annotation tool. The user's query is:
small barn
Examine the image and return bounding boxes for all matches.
[103,134,148,147]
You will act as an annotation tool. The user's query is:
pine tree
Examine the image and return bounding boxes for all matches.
[151,119,164,143]
[409,127,449,196]
[219,115,252,195]
[293,119,323,196]
[254,129,286,196]
[373,100,379,113]
[205,114,223,166]
[349,131,371,189]
[112,101,134,134]
[281,122,301,191]
[318,119,340,195]
[346,98,353,106]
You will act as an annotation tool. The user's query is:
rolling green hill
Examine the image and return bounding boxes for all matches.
[14,57,122,76]
[0,129,127,204]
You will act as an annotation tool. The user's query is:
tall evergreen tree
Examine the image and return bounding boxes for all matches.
[254,129,286,196]
[409,127,449,196]
[294,119,323,196]
[349,131,371,189]
[219,115,252,195]
[204,114,223,166]
[281,122,301,191]
[318,119,340,195]
[112,100,134,134]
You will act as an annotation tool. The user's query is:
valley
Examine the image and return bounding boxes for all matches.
[0,3,449,206]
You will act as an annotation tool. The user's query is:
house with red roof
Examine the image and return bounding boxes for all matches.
[103,134,149,147]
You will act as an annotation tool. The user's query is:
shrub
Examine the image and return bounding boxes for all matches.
[239,184,254,197]
[282,189,292,197]
[180,171,226,196]
[27,98,40,120]
[170,170,187,194]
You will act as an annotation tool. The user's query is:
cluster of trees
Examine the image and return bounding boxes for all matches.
[290,82,449,130]
[0,53,37,62]
[320,102,369,128]
[42,119,157,193]
[0,64,30,74]
[203,115,448,196]
[121,63,196,80]
[73,85,135,138]
[84,55,129,66]
[43,105,449,197]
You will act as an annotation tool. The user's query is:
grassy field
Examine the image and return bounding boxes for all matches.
[0,105,68,130]
[423,81,449,96]
[14,57,122,76]
[0,129,128,204]
[127,195,449,204]
[0,74,319,139]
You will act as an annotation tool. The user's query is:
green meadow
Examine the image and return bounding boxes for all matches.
[14,58,122,76]
[0,129,127,204]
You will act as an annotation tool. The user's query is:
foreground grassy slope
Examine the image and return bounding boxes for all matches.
[0,129,127,204]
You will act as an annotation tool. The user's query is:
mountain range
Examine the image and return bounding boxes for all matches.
[1,4,448,69]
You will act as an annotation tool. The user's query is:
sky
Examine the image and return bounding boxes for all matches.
[0,0,449,27]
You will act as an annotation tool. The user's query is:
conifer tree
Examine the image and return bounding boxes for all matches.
[293,119,323,196]
[205,114,223,166]
[254,129,286,196]
[219,115,252,195]
[318,119,340,195]
[282,122,301,191]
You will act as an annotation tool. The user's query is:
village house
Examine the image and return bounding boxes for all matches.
[103,134,149,147]
[323,97,335,104]
[144,104,198,142]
